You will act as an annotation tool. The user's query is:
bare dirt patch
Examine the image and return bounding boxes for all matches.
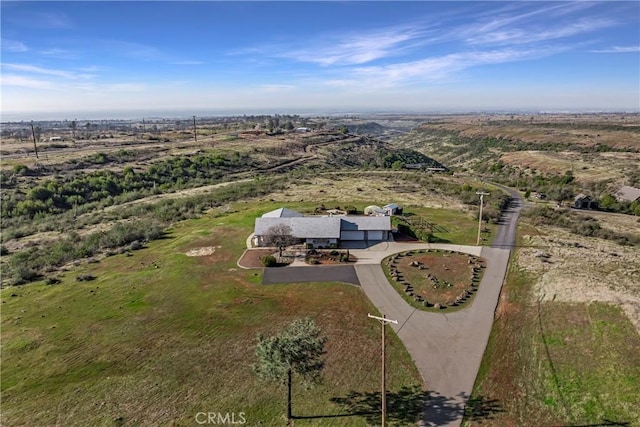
[184,246,221,257]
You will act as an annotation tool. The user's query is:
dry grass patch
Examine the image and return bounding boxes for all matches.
[517,220,640,333]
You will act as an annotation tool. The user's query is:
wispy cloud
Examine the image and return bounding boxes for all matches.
[340,46,568,88]
[237,24,431,67]
[284,26,428,66]
[1,63,94,80]
[2,38,28,52]
[590,46,640,53]
[39,48,78,59]
[1,74,57,90]
[465,17,615,46]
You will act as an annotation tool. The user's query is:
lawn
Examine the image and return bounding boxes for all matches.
[468,263,640,426]
[1,205,423,426]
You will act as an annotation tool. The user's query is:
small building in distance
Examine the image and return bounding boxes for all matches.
[383,203,403,216]
[614,186,640,203]
[295,127,311,133]
[574,194,598,210]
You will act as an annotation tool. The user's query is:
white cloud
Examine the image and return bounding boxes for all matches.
[1,63,93,80]
[466,17,615,46]
[590,46,640,53]
[39,48,78,59]
[337,46,568,88]
[2,39,28,52]
[0,74,57,90]
[242,24,430,67]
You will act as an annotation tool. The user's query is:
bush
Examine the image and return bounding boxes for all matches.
[0,245,8,256]
[76,274,96,282]
[261,255,277,267]
[44,277,61,285]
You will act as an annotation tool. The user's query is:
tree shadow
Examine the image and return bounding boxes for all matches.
[297,388,504,425]
[328,385,427,424]
[464,395,505,421]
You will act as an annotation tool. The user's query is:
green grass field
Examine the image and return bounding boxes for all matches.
[468,263,640,426]
[1,204,423,426]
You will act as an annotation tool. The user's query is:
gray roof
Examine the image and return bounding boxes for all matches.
[255,217,341,238]
[615,186,640,202]
[255,215,391,239]
[340,216,391,231]
[383,203,400,209]
[261,208,304,218]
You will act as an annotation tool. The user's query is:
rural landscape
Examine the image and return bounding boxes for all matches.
[2,1,639,426]
[1,112,639,426]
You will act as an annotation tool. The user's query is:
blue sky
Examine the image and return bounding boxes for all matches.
[1,1,639,119]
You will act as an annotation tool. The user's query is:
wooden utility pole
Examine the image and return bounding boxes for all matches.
[476,191,490,245]
[368,313,398,427]
[193,115,197,143]
[30,121,39,159]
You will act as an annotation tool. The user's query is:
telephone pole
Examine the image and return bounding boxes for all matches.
[30,121,39,159]
[193,115,197,143]
[476,191,490,245]
[368,313,398,427]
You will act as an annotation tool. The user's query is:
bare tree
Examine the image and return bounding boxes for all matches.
[264,224,298,257]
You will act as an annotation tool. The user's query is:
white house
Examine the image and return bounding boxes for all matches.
[253,208,391,248]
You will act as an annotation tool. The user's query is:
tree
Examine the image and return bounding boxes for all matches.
[264,224,298,257]
[254,318,327,423]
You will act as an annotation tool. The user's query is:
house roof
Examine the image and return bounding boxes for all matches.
[340,216,391,231]
[255,214,391,239]
[615,186,640,202]
[574,194,591,201]
[383,203,400,209]
[255,217,342,239]
[261,208,304,218]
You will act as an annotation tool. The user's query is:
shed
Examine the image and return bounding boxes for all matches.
[614,186,640,203]
[383,203,403,215]
[574,194,597,210]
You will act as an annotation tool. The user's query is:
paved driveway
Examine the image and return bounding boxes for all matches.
[262,265,360,286]
[354,247,511,426]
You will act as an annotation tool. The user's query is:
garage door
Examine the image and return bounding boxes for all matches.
[341,231,365,240]
[368,231,384,240]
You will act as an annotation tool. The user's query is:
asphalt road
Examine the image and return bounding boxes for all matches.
[262,265,360,286]
[489,182,524,249]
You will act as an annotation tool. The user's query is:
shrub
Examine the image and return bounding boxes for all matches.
[45,277,62,285]
[261,255,277,267]
[0,245,8,256]
[76,274,96,282]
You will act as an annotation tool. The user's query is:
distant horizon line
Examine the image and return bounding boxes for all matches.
[2,107,639,123]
